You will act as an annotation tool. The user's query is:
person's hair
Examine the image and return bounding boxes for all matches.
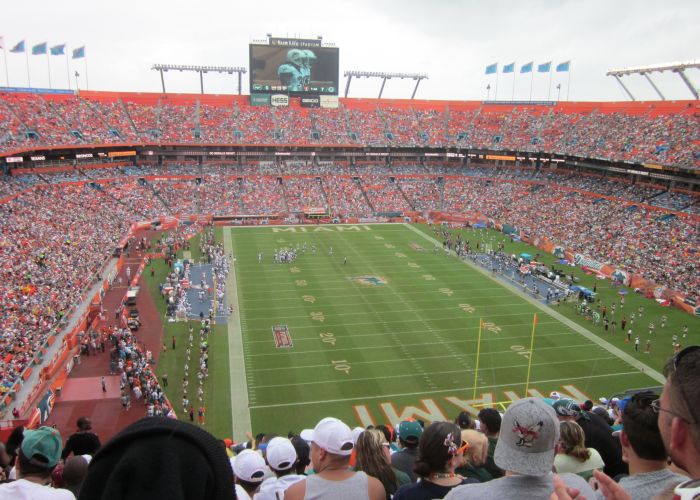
[77,417,92,431]
[376,424,393,444]
[414,422,462,478]
[581,400,594,412]
[455,411,474,429]
[663,349,700,452]
[5,425,25,461]
[622,391,667,460]
[290,435,310,474]
[237,478,262,492]
[559,421,591,462]
[478,408,501,434]
[17,449,54,478]
[355,429,398,496]
[592,407,614,426]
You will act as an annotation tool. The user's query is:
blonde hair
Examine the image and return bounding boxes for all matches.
[355,430,398,495]
[559,421,591,462]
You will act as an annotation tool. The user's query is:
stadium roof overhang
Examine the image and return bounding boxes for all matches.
[606,60,700,101]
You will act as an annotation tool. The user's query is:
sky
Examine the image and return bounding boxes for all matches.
[1,0,698,102]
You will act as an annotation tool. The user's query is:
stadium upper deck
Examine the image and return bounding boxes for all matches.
[1,91,698,170]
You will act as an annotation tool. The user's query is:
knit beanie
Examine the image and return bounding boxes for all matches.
[78,417,235,500]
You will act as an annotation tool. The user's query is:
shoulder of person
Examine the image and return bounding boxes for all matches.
[283,477,306,500]
[367,474,386,500]
[558,472,596,498]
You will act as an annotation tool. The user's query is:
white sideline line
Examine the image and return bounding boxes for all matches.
[224,226,252,441]
[242,302,531,314]
[248,371,642,409]
[241,291,516,303]
[404,224,666,384]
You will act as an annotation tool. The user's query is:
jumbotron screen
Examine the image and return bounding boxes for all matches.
[249,44,339,95]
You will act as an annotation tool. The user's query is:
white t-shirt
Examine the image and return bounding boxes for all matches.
[554,448,605,476]
[255,474,306,500]
[0,479,76,500]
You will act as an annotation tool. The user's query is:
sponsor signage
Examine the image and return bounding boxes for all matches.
[250,93,271,106]
[75,153,94,159]
[30,155,46,161]
[270,94,289,107]
[320,95,338,108]
[300,96,320,108]
[107,150,136,158]
[269,37,322,47]
[6,156,23,163]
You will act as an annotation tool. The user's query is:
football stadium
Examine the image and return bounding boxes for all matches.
[0,2,699,498]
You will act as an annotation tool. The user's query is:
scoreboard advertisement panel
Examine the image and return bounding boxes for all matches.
[249,44,339,95]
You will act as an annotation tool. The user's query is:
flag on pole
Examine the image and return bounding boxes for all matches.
[537,62,552,73]
[50,44,65,56]
[533,313,538,326]
[10,40,25,53]
[72,46,85,59]
[32,42,47,55]
[520,61,533,73]
[485,63,498,75]
[556,61,570,72]
[503,62,515,74]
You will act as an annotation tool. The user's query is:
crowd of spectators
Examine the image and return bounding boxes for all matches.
[2,346,699,499]
[2,94,697,169]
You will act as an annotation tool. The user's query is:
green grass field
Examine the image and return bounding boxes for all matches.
[154,223,697,439]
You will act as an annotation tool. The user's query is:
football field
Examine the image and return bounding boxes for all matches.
[226,223,662,435]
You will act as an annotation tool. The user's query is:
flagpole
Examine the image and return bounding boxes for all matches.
[472,318,483,400]
[46,51,52,89]
[25,49,31,88]
[84,57,89,90]
[524,313,538,394]
[511,67,516,101]
[529,70,534,101]
[66,54,70,90]
[495,70,499,101]
[547,66,553,101]
[2,45,8,86]
[567,63,572,101]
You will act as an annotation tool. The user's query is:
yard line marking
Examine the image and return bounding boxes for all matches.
[248,371,643,409]
[404,224,666,384]
[224,226,253,441]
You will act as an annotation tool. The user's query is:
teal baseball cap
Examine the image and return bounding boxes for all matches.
[397,420,423,442]
[21,426,63,468]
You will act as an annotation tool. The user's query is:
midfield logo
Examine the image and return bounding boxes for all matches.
[352,275,387,286]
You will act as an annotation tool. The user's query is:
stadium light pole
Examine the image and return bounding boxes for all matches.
[607,60,700,101]
[343,71,428,99]
[152,64,248,95]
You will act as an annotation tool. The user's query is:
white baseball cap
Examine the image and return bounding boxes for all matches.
[231,449,267,482]
[265,437,297,471]
[351,427,365,445]
[300,417,354,456]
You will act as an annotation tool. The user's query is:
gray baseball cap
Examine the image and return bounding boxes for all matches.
[494,398,560,475]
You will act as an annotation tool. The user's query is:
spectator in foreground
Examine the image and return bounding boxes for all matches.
[232,449,267,500]
[61,417,101,459]
[60,455,90,498]
[355,429,409,498]
[284,417,385,500]
[477,408,504,478]
[391,419,423,482]
[593,346,700,500]
[553,398,627,478]
[290,435,310,475]
[393,421,477,500]
[78,417,233,499]
[445,398,594,499]
[0,426,75,499]
[554,420,604,480]
[256,437,305,500]
[596,391,687,499]
[455,429,492,482]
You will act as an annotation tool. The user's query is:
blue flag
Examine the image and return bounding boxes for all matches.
[556,61,570,72]
[485,63,498,75]
[503,62,515,74]
[50,44,66,56]
[72,46,85,59]
[537,61,552,73]
[520,61,533,73]
[32,42,47,55]
[10,40,25,53]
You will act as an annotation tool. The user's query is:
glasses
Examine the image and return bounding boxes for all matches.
[456,441,470,455]
[651,399,684,419]
[671,345,700,424]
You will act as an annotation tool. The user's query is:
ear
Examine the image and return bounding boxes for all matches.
[670,417,688,453]
[619,431,629,448]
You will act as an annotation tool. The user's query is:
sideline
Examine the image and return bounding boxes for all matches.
[404,223,666,385]
[223,226,252,441]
